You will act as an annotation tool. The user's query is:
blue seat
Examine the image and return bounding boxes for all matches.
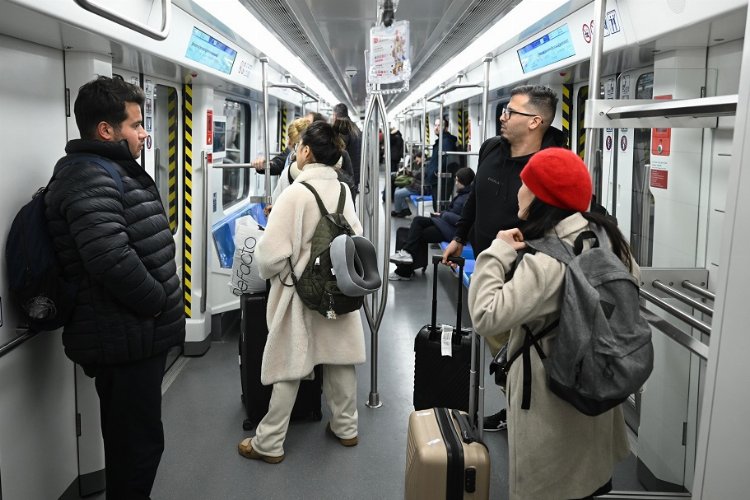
[211,203,267,269]
[462,259,475,288]
[409,194,432,207]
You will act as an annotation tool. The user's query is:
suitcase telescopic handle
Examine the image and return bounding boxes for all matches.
[430,255,465,331]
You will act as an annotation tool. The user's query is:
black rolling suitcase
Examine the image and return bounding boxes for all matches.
[413,255,474,412]
[239,291,323,430]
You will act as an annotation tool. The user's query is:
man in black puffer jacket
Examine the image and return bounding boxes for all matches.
[45,76,185,499]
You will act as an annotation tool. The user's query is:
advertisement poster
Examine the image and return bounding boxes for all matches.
[369,20,411,85]
[650,94,672,188]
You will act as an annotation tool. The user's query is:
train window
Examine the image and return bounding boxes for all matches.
[221,100,251,208]
[153,84,179,234]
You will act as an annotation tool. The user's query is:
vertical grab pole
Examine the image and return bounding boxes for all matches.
[358,90,390,409]
[260,57,272,204]
[436,86,445,211]
[420,98,427,215]
[200,151,208,314]
[481,56,492,143]
[583,0,606,176]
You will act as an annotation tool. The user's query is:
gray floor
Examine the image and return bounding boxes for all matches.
[81,211,645,499]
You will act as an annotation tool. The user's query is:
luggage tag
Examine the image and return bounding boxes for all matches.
[441,324,453,356]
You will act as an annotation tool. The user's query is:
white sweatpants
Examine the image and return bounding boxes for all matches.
[251,364,358,457]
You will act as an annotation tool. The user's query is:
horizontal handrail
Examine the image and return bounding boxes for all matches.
[0,329,37,359]
[682,280,715,301]
[427,83,483,102]
[443,151,478,156]
[640,307,709,361]
[74,0,171,41]
[212,163,254,169]
[640,289,711,335]
[604,94,737,120]
[269,83,319,102]
[652,280,713,316]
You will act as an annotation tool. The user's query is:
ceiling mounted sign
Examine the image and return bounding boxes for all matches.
[368,20,411,94]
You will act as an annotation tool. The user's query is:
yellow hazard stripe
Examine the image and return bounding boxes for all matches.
[183,83,193,318]
[280,106,287,150]
[577,86,588,160]
[562,84,572,149]
[168,88,178,233]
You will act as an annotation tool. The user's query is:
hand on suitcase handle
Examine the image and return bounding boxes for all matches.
[434,254,464,267]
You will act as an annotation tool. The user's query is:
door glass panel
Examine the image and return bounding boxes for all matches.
[631,72,654,266]
[220,100,251,208]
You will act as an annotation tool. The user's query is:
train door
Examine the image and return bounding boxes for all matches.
[113,69,185,368]
[636,48,710,492]
[205,95,259,320]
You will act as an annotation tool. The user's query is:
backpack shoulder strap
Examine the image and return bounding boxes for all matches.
[300,182,328,216]
[335,183,346,214]
[58,153,125,195]
[525,236,574,265]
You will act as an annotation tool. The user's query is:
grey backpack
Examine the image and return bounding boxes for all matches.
[508,224,654,416]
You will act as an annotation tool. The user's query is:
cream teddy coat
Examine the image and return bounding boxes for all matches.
[256,164,366,386]
[468,213,631,500]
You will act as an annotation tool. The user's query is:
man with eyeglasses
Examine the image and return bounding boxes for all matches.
[441,84,567,432]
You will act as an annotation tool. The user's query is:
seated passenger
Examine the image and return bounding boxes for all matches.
[389,167,475,280]
[390,152,424,217]
[238,122,365,464]
[467,148,631,499]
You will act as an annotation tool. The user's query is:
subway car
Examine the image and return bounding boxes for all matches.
[1,0,749,498]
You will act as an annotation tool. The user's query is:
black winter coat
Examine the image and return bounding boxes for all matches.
[45,139,185,365]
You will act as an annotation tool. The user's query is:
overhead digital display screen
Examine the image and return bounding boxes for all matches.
[185,27,237,74]
[517,24,576,74]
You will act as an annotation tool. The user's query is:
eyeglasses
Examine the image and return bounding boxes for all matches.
[501,107,540,120]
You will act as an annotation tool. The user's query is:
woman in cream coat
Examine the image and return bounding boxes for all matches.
[238,122,365,464]
[468,148,631,499]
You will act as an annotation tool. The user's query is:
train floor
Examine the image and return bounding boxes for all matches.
[82,213,645,500]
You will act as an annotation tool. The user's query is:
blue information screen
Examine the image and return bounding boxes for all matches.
[185,27,237,74]
[517,24,576,74]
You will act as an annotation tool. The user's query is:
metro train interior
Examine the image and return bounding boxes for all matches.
[1,0,750,498]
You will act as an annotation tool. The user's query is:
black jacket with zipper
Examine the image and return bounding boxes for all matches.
[454,127,568,256]
[45,139,185,365]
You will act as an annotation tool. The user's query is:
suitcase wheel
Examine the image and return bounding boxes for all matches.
[242,418,255,431]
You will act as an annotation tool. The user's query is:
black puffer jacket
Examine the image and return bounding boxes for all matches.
[45,139,185,365]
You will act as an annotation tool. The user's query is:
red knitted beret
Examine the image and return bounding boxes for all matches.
[520,148,592,212]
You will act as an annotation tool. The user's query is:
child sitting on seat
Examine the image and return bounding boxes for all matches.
[389,167,475,280]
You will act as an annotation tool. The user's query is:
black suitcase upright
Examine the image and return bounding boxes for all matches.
[239,291,323,430]
[413,255,475,412]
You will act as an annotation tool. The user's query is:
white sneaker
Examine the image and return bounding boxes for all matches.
[389,249,413,265]
[388,271,412,281]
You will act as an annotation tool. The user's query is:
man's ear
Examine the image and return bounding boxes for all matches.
[96,121,114,141]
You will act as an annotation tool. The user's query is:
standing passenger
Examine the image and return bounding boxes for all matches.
[426,117,458,211]
[442,84,566,432]
[238,122,365,463]
[44,76,185,499]
[468,148,631,499]
[332,103,362,195]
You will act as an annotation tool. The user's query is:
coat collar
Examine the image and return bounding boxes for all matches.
[548,212,589,241]
[295,163,339,183]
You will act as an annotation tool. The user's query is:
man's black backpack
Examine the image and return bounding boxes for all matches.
[5,154,124,331]
[287,182,363,319]
[500,224,653,416]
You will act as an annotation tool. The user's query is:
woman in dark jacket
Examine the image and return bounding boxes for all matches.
[389,167,475,280]
[332,103,362,191]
